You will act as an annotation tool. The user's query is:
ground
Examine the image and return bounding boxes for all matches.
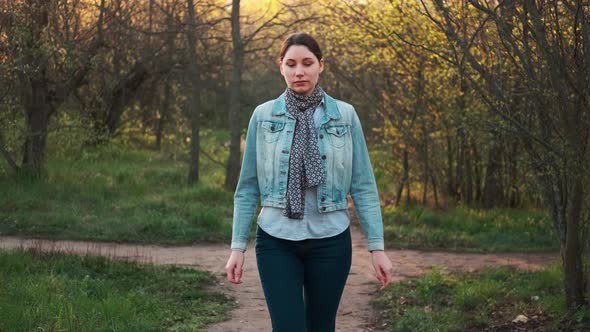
[0,220,558,332]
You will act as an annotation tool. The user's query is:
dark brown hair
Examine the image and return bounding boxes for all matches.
[278,32,323,63]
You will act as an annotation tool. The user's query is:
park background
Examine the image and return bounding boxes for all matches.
[0,0,589,331]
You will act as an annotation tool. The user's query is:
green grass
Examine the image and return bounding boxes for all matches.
[0,132,237,245]
[382,203,559,253]
[0,128,562,253]
[0,248,235,331]
[373,264,590,332]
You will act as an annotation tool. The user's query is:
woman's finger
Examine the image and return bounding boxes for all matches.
[375,267,385,289]
[234,267,242,283]
[381,266,392,289]
[226,266,235,282]
[379,275,387,289]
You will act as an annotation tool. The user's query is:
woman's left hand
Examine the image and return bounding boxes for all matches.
[371,250,393,290]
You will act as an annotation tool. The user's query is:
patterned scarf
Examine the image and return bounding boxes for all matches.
[283,85,326,219]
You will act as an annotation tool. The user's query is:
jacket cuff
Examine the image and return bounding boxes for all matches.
[231,240,247,252]
[367,240,384,252]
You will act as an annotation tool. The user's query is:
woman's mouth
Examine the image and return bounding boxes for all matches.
[294,81,307,86]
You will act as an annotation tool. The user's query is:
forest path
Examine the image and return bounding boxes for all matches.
[0,223,558,331]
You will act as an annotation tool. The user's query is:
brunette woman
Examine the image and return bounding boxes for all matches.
[225,32,393,332]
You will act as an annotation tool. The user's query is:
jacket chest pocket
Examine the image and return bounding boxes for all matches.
[325,125,349,148]
[260,120,285,143]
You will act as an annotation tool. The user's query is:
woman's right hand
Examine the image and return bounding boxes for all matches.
[225,250,245,284]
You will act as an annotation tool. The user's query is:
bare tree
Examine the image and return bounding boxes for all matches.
[224,1,316,191]
[224,0,243,190]
[185,0,201,184]
[1,0,104,177]
[425,0,589,311]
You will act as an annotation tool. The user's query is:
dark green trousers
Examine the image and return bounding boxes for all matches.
[255,226,352,332]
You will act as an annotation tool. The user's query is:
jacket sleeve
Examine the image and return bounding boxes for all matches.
[349,107,385,251]
[230,107,260,251]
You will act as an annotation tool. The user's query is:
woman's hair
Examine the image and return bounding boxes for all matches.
[278,32,323,63]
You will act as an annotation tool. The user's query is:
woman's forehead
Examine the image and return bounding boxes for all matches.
[283,45,315,60]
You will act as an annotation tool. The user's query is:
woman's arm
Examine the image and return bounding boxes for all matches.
[226,107,261,285]
[230,108,261,251]
[349,107,384,251]
[349,106,393,289]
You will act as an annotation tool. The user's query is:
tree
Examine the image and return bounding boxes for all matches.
[425,0,589,311]
[185,0,201,184]
[223,0,316,191]
[323,0,457,206]
[0,0,104,177]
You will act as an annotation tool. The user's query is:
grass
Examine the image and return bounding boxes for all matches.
[0,248,235,332]
[0,127,563,253]
[372,264,590,332]
[382,203,559,253]
[0,131,237,245]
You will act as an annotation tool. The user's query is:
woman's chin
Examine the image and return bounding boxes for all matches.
[291,86,312,95]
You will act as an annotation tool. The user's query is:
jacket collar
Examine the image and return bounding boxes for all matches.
[271,91,342,121]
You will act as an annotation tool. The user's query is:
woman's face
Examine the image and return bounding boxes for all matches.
[280,45,324,96]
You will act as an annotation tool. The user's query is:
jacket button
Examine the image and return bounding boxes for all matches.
[321,207,326,211]
[321,197,325,202]
[319,134,324,139]
[321,155,326,160]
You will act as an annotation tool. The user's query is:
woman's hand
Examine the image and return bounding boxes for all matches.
[225,250,245,284]
[371,250,393,290]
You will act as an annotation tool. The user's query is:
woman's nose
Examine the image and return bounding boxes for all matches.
[295,66,304,76]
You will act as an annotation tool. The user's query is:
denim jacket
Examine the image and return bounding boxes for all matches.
[231,91,384,251]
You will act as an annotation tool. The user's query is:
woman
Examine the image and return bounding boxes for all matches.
[224,32,393,332]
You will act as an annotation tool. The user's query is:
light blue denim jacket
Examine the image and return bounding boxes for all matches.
[231,91,384,251]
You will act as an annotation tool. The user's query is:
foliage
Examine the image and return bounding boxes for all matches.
[0,0,555,209]
[382,203,558,253]
[0,137,234,244]
[373,264,590,332]
[0,249,234,331]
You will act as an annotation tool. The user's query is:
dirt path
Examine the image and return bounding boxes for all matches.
[0,223,559,332]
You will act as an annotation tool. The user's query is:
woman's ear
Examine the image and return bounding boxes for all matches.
[319,59,324,74]
[279,61,284,76]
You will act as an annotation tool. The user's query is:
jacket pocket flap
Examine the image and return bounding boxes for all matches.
[325,125,348,137]
[261,121,285,132]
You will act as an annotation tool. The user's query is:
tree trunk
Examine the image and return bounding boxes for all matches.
[431,174,439,208]
[456,128,465,202]
[18,0,53,178]
[446,133,456,201]
[395,147,409,206]
[187,86,200,184]
[471,138,482,203]
[422,141,429,205]
[405,158,412,204]
[186,0,200,184]
[22,79,53,178]
[508,142,520,207]
[105,63,149,137]
[224,0,243,191]
[482,142,502,209]
[563,176,586,310]
[156,9,176,151]
[22,109,50,177]
[464,140,473,204]
[156,81,171,150]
